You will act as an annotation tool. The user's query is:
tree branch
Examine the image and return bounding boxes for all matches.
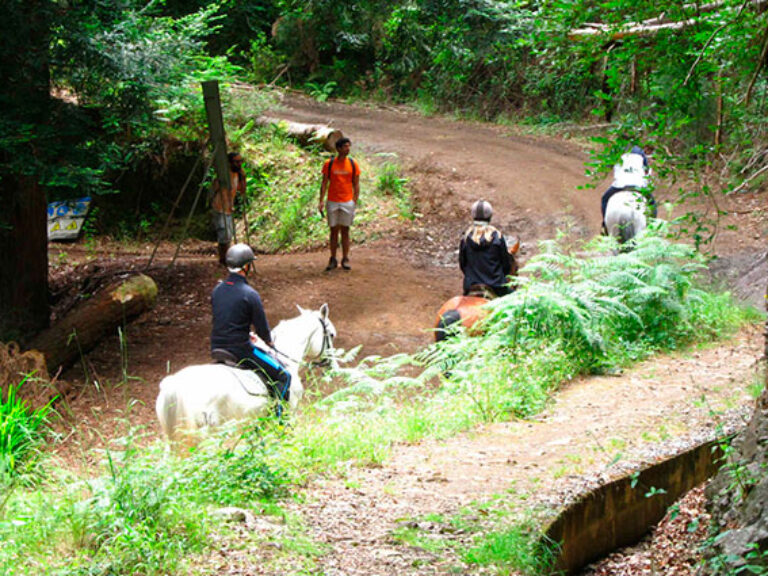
[683,0,752,87]
[731,162,768,194]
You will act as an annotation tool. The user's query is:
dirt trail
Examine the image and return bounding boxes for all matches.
[50,95,766,574]
[270,93,600,254]
[278,332,761,576]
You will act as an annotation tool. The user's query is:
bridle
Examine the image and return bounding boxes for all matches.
[271,313,335,367]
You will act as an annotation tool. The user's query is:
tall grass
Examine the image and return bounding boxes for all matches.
[0,375,55,500]
[0,424,290,576]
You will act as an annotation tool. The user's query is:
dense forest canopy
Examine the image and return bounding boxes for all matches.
[1,0,766,334]
[3,0,767,198]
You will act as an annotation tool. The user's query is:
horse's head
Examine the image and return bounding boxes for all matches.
[508,237,521,277]
[295,303,336,366]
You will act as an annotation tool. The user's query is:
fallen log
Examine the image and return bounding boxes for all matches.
[29,273,158,374]
[569,0,768,40]
[258,117,343,152]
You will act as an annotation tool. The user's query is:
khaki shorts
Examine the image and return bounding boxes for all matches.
[326,200,356,228]
[212,211,235,244]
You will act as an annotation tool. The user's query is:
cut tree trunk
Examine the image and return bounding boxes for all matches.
[258,117,343,151]
[29,274,158,374]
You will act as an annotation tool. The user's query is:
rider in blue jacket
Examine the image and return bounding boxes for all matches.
[211,243,291,409]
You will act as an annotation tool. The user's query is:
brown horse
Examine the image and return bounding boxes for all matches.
[435,239,520,342]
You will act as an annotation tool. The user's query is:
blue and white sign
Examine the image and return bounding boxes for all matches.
[47,197,92,241]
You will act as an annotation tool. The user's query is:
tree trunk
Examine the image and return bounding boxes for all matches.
[258,117,343,151]
[0,1,53,343]
[0,176,50,343]
[28,274,158,374]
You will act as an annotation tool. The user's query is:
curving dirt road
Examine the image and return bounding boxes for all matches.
[270,93,599,248]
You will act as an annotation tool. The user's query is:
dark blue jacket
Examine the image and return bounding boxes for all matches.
[459,226,512,296]
[211,273,271,358]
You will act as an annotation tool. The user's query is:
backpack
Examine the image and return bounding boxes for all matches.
[327,156,358,179]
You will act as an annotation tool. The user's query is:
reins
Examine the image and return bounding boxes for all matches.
[271,314,333,367]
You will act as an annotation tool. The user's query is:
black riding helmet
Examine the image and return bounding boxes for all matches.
[226,243,255,271]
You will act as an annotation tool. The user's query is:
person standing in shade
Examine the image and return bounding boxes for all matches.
[211,152,247,266]
[318,137,360,271]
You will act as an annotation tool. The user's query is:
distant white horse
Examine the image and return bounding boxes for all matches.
[156,303,336,443]
[605,190,648,247]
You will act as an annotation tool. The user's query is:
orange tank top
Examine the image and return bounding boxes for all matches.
[323,157,358,203]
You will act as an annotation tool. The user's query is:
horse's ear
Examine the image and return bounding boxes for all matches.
[297,304,305,314]
[319,303,329,319]
[508,238,520,255]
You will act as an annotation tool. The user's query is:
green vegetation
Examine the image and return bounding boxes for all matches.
[269,4,768,152]
[232,120,413,253]
[0,423,290,576]
[462,521,556,575]
[2,1,766,572]
[281,227,758,475]
[1,227,759,573]
[0,376,55,507]
[390,494,557,575]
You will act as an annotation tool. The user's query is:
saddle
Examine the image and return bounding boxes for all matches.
[211,348,240,368]
[467,284,497,299]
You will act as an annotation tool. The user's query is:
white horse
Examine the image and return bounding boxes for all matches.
[156,303,335,443]
[605,190,648,247]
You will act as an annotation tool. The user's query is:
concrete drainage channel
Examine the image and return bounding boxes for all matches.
[542,438,724,575]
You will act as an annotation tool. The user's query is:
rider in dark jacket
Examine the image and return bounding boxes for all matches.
[211,243,291,408]
[459,200,513,298]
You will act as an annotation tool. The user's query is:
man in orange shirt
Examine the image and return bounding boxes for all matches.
[318,137,360,271]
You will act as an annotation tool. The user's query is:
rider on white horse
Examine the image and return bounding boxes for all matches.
[600,145,657,233]
[210,243,291,415]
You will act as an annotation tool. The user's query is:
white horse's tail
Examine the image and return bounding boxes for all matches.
[617,214,636,245]
[156,376,179,441]
[605,191,647,248]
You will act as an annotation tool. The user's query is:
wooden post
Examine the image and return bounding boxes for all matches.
[201,80,230,191]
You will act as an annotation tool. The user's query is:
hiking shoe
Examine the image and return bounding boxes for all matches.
[325,256,338,271]
[341,258,351,270]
